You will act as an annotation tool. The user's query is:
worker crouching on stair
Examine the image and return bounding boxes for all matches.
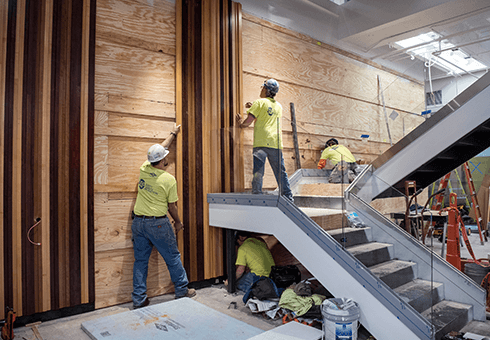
[131,126,196,309]
[317,138,358,183]
[236,79,294,202]
[233,231,276,294]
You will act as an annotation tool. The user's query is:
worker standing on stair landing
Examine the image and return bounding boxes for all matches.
[131,126,196,309]
[318,138,358,183]
[236,79,294,201]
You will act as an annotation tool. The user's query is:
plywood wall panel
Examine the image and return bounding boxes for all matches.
[97,0,175,54]
[94,193,133,252]
[107,138,176,184]
[95,248,173,309]
[95,39,175,102]
[242,20,423,112]
[95,92,175,118]
[95,112,177,139]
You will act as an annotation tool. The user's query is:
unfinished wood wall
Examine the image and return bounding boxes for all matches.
[94,0,244,309]
[1,0,95,319]
[240,15,426,190]
[94,0,180,309]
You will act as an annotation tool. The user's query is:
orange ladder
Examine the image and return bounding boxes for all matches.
[463,161,487,244]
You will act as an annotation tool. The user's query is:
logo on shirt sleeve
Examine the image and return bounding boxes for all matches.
[139,179,146,189]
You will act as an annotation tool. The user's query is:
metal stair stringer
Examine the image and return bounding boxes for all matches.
[344,189,487,322]
[208,193,433,340]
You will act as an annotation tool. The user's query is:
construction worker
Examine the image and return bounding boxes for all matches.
[131,126,196,309]
[237,79,293,201]
[318,138,358,183]
[234,231,275,293]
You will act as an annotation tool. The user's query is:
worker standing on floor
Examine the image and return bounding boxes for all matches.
[236,79,294,201]
[318,138,358,183]
[131,126,196,309]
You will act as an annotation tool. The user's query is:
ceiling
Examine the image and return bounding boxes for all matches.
[239,0,490,81]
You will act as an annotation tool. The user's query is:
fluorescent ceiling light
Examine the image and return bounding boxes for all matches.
[395,32,486,74]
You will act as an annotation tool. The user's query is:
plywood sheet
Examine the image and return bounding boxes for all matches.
[242,19,423,112]
[95,39,175,102]
[95,248,174,309]
[95,92,175,118]
[96,0,175,54]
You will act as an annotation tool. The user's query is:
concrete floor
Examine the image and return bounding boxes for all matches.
[11,233,490,340]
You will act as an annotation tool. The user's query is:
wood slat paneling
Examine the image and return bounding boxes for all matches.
[1,0,95,319]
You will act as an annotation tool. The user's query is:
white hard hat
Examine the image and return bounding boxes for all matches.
[147,144,169,163]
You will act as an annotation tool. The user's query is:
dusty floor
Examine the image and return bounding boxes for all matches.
[11,233,490,340]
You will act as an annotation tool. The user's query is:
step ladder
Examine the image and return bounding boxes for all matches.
[463,162,487,244]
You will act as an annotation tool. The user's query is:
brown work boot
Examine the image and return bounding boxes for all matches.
[175,288,196,299]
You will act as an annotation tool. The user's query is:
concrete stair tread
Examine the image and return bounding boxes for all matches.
[347,242,392,254]
[369,260,417,289]
[327,227,371,247]
[347,242,393,267]
[421,300,472,337]
[394,279,443,312]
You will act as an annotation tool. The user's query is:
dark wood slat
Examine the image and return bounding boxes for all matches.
[21,0,40,316]
[68,0,83,306]
[3,0,18,315]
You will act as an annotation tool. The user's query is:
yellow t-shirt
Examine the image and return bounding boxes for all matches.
[319,145,356,165]
[247,98,283,149]
[134,161,178,216]
[236,238,275,277]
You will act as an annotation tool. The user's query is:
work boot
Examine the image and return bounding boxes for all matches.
[133,297,150,309]
[175,288,196,299]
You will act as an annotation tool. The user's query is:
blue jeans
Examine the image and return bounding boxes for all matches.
[236,271,259,293]
[131,216,189,306]
[252,147,293,200]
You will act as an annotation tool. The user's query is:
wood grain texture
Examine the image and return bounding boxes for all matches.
[97,0,175,55]
[40,0,53,313]
[95,92,175,118]
[12,0,26,316]
[95,248,174,308]
[95,39,175,102]
[0,0,7,320]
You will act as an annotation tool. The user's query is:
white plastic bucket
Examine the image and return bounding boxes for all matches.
[321,298,360,340]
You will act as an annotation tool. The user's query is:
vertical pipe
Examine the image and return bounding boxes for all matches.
[290,102,301,170]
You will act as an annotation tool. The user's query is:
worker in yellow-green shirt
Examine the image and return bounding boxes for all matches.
[234,231,275,293]
[318,138,358,183]
[236,79,293,201]
[131,126,196,309]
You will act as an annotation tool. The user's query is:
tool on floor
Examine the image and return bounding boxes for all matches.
[25,322,43,340]
[1,307,15,340]
[228,302,237,309]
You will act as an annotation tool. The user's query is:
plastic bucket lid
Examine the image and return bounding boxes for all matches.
[321,298,360,323]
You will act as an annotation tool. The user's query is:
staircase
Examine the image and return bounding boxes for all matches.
[208,170,486,339]
[209,70,490,339]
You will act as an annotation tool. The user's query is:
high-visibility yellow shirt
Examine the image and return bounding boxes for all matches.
[236,238,275,277]
[248,97,283,149]
[319,145,356,166]
[134,161,178,216]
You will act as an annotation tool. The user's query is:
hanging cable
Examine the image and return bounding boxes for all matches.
[28,218,42,246]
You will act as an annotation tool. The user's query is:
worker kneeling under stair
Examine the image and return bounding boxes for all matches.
[318,138,358,183]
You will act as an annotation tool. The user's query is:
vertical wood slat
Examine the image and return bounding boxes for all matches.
[1,0,94,318]
[175,0,184,256]
[178,0,243,281]
[40,0,53,313]
[0,0,8,321]
[13,0,27,316]
[80,0,91,305]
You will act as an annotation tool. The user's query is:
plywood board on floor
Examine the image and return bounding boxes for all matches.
[82,297,263,339]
